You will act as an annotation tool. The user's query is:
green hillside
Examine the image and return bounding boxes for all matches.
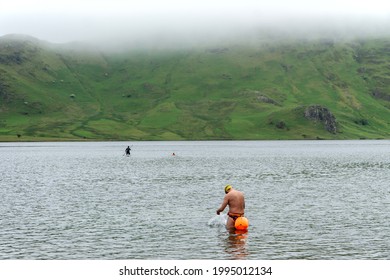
[1,34,390,141]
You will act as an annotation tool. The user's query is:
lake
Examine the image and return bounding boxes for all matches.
[1,140,390,259]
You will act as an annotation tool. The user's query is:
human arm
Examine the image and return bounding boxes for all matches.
[216,195,229,215]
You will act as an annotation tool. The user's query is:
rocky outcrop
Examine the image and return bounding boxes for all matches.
[372,88,390,101]
[239,90,279,105]
[0,78,13,103]
[304,105,337,134]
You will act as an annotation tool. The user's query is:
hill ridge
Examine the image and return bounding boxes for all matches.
[1,34,390,141]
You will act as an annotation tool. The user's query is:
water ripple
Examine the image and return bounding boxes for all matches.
[1,140,390,259]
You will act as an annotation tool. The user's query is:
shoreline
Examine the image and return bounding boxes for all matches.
[1,137,389,143]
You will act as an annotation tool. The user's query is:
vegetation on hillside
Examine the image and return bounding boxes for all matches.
[1,34,389,141]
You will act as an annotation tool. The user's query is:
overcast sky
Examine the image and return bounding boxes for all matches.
[1,0,389,46]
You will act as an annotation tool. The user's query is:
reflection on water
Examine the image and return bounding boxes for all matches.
[208,214,249,259]
[1,140,390,259]
[224,231,249,260]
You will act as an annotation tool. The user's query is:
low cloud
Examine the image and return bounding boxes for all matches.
[1,0,389,49]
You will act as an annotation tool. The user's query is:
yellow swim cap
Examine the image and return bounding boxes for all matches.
[224,185,232,193]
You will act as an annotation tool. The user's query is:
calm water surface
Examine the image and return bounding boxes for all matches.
[1,140,390,259]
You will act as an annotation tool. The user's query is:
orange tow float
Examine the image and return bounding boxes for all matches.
[234,216,249,230]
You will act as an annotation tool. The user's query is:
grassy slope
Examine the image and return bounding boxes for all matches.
[1,35,389,141]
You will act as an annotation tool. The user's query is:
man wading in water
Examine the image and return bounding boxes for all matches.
[216,185,245,230]
[125,146,131,156]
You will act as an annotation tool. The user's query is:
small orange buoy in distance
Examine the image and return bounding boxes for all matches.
[234,217,249,230]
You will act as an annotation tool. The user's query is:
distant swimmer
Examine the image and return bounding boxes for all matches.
[125,146,131,156]
[172,152,176,156]
[216,185,246,230]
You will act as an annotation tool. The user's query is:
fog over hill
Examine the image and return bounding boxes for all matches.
[1,0,390,50]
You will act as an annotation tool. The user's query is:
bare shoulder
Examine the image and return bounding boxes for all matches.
[228,190,240,198]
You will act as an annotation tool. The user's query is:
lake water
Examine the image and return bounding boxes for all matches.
[1,140,390,260]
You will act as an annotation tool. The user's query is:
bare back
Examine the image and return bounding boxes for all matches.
[226,189,245,214]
